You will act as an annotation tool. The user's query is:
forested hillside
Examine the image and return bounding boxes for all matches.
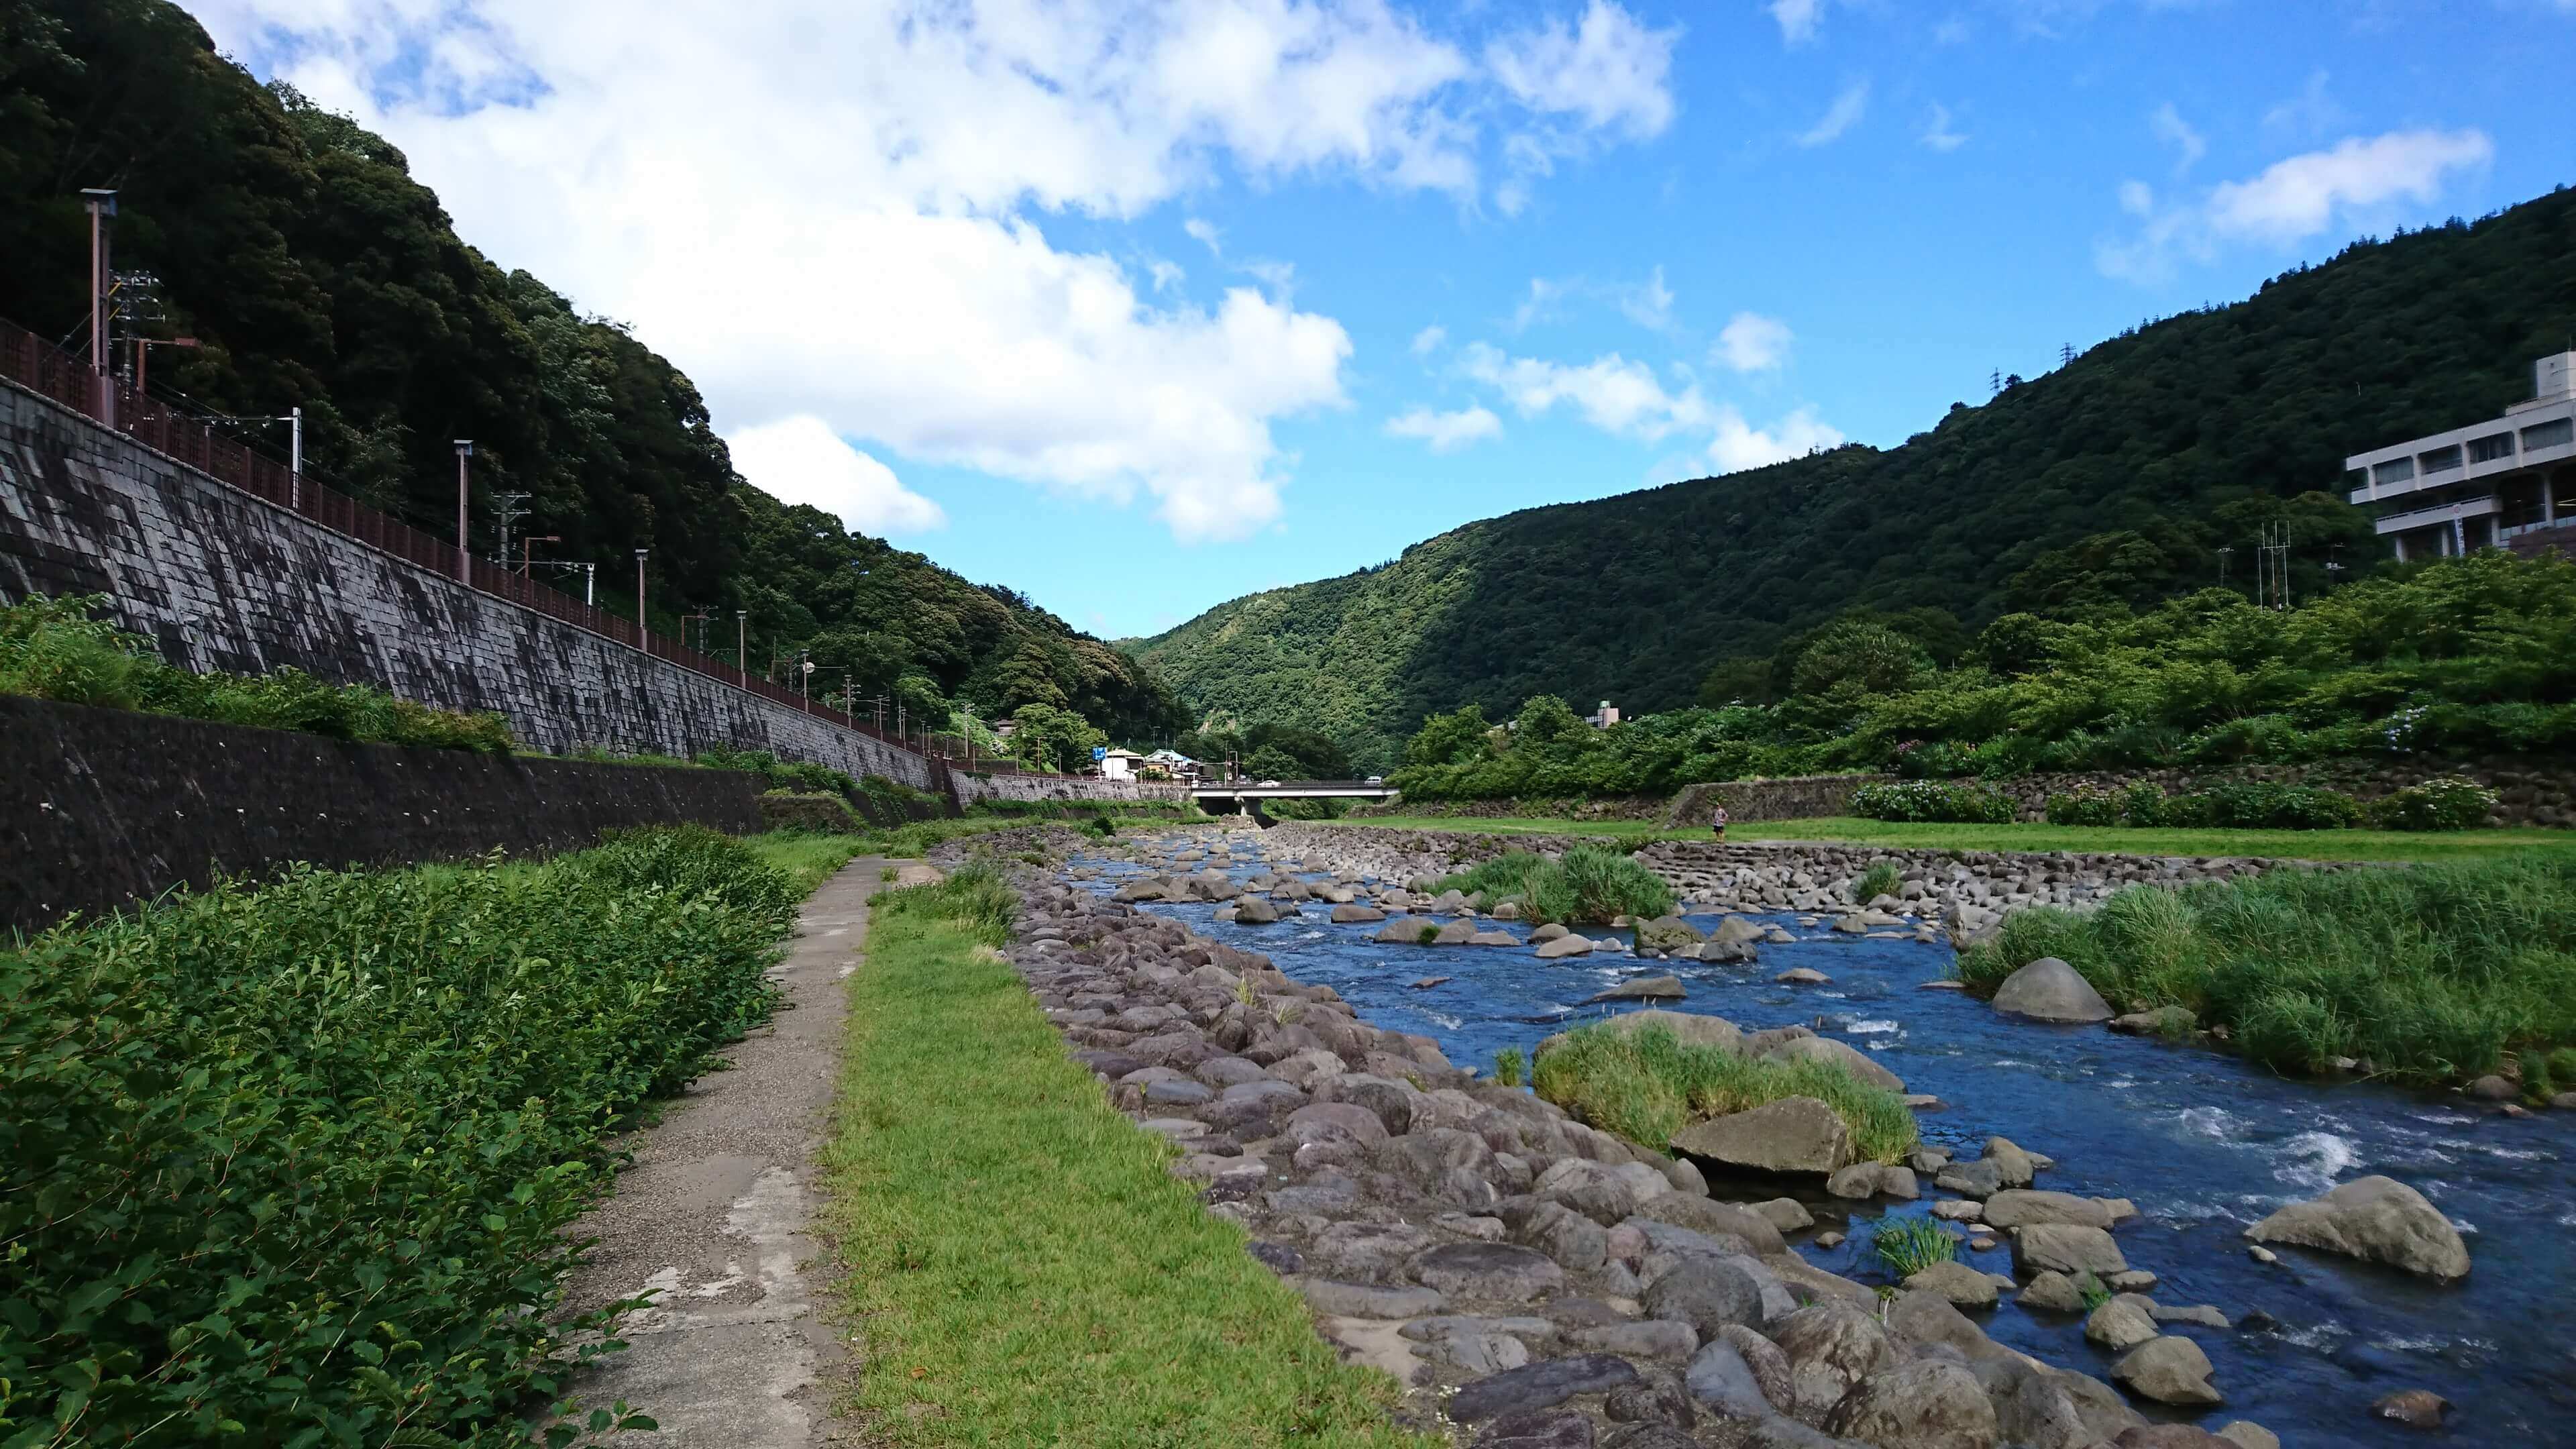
[0,0,1182,741]
[1135,185,2576,769]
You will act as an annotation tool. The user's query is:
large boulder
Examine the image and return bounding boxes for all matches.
[1670,1097,1855,1176]
[2084,1297,2159,1351]
[2242,1175,2471,1280]
[1450,1354,1642,1424]
[1630,1195,1789,1256]
[2109,1336,2222,1407]
[1904,1260,2004,1310]
[1373,916,1430,943]
[1536,934,1597,959]
[1635,916,1707,952]
[1409,1242,1566,1303]
[1980,1190,2114,1230]
[1640,1255,1770,1339]
[1540,1010,1743,1060]
[1758,1033,1907,1093]
[1821,1358,2002,1449]
[1988,957,2114,1023]
[1331,902,1386,923]
[2010,1222,2129,1277]
[1587,975,1686,1004]
[1770,1302,1898,1418]
[1232,894,1285,924]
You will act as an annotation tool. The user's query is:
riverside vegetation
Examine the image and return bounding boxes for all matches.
[0,826,806,1446]
[1529,1021,1918,1166]
[1958,853,2576,1089]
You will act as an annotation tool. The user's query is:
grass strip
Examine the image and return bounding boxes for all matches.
[1531,1020,1917,1164]
[820,871,1433,1448]
[1957,851,2576,1088]
[747,829,873,895]
[1347,814,2576,865]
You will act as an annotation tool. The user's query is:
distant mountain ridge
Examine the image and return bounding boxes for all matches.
[1130,184,2576,769]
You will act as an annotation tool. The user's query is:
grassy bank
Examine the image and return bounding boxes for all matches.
[1958,853,2576,1088]
[1346,813,2576,865]
[1,826,801,1446]
[821,871,1430,1448]
[1532,1021,1917,1164]
[1436,846,1674,924]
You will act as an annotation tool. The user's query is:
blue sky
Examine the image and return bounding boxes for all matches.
[200,0,2573,639]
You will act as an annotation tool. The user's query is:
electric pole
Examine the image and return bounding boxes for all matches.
[2257,519,2292,610]
[493,492,531,568]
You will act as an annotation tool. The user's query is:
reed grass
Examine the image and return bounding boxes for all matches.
[1530,1020,1917,1163]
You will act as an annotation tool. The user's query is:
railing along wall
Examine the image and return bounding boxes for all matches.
[0,315,1063,775]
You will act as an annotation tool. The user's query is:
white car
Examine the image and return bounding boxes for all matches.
[1258,779,1281,787]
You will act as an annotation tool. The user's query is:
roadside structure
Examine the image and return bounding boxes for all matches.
[2344,352,2576,560]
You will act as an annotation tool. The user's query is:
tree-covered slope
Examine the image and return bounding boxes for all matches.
[1134,186,2576,769]
[1,0,1180,740]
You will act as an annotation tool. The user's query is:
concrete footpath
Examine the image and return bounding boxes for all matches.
[556,857,891,1446]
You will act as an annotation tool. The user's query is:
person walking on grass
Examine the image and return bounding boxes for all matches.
[1711,804,1729,840]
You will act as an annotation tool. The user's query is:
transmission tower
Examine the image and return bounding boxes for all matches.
[1988,368,2001,394]
[2257,519,2292,610]
[2059,343,2075,368]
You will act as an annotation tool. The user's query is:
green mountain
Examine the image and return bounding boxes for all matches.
[1,0,1182,741]
[1133,184,2576,769]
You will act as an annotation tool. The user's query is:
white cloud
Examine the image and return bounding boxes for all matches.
[1183,217,1222,255]
[1921,102,1967,153]
[2099,127,2493,282]
[1385,404,1503,451]
[1462,341,1712,441]
[1618,266,1676,330]
[193,0,1670,543]
[729,415,947,535]
[1713,313,1793,372]
[1146,258,1185,292]
[1796,79,1870,148]
[1770,0,1825,44]
[1707,405,1843,472]
[2149,102,2205,173]
[1410,323,1448,356]
[1486,1,1680,140]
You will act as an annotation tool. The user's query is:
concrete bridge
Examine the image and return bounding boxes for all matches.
[1187,780,1395,822]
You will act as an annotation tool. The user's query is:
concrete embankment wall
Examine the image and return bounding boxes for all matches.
[952,773,1189,806]
[0,380,939,783]
[1,693,767,934]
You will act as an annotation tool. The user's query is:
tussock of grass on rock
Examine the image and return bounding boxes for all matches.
[1960,853,2576,1085]
[1436,845,1674,924]
[1530,1021,1917,1164]
[821,869,1432,1448]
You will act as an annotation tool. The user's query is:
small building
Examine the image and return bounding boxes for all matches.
[1097,747,1144,781]
[1145,748,1201,781]
[1586,701,1622,729]
[2345,352,2576,560]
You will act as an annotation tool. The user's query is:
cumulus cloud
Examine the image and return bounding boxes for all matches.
[1770,0,1825,44]
[2100,128,2494,282]
[731,415,947,534]
[1411,323,1448,356]
[193,0,1669,543]
[1713,313,1793,372]
[1797,80,1870,147]
[1462,341,1713,441]
[1385,404,1503,451]
[1486,0,1679,140]
[1707,405,1843,472]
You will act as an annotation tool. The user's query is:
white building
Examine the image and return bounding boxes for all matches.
[1144,748,1200,780]
[1097,747,1144,781]
[2344,352,2576,560]
[1585,701,1622,729]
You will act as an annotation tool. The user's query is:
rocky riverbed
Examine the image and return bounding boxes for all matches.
[928,820,2560,1447]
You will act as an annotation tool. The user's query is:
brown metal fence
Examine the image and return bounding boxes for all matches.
[0,315,1061,774]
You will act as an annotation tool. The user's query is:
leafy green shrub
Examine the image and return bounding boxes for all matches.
[2045,788,2123,826]
[2367,775,2499,831]
[877,862,1018,945]
[2191,782,2363,830]
[1,829,796,1446]
[1955,854,2576,1085]
[759,789,864,833]
[2118,780,2169,825]
[1851,780,2015,823]
[1532,1021,1917,1164]
[1,592,515,750]
[1855,861,1902,903]
[1493,1046,1525,1087]
[1869,1215,1960,1278]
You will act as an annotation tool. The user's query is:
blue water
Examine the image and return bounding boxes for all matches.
[1076,838,2576,1446]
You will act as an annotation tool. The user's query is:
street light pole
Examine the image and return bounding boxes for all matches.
[735,610,748,688]
[81,189,116,423]
[635,549,650,651]
[453,441,474,584]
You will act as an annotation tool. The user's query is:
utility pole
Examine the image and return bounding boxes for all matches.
[735,610,748,688]
[2216,545,2233,592]
[492,492,531,568]
[81,189,116,423]
[520,535,561,576]
[2258,519,2291,610]
[453,441,474,584]
[635,549,650,649]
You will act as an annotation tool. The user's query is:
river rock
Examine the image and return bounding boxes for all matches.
[1771,1302,1898,1417]
[1904,1259,2003,1309]
[1669,1096,1855,1175]
[1635,916,1707,952]
[1233,894,1287,924]
[2011,1223,2128,1277]
[2243,1175,2470,1280]
[1411,1242,1566,1303]
[2213,1423,2280,1449]
[1472,1408,1595,1448]
[1450,1354,1642,1423]
[2084,1296,2159,1350]
[2111,1430,2237,1448]
[1536,934,1597,959]
[1759,1033,1906,1093]
[1989,957,2114,1023]
[2110,1336,2222,1406]
[1434,919,1482,945]
[2109,1005,2196,1035]
[1331,902,1386,922]
[1775,967,1831,984]
[1572,1319,1699,1360]
[1821,1358,2000,1449]
[1631,1195,1788,1255]
[1750,1197,1813,1233]
[1980,1189,2113,1230]
[1373,916,1428,943]
[2370,1389,2450,1429]
[1532,922,1570,942]
[1826,1163,1919,1200]
[2015,1271,2086,1313]
[1587,975,1685,1003]
[1640,1255,1769,1338]
[1293,1277,1444,1318]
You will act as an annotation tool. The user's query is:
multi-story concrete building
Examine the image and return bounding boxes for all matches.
[2344,352,2576,560]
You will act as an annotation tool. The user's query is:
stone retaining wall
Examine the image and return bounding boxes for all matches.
[2000,755,2576,828]
[1666,775,1891,826]
[1,692,764,934]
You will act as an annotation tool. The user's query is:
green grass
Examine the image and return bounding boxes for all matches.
[746,830,873,895]
[1854,860,1902,902]
[1530,1021,1917,1164]
[820,873,1431,1448]
[1348,814,2576,865]
[1435,845,1674,923]
[1957,853,2576,1087]
[1869,1215,1960,1279]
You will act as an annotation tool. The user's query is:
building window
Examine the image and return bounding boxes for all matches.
[2468,431,2515,464]
[2418,445,2463,474]
[2372,458,2415,485]
[2500,478,2546,531]
[2523,417,2576,453]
